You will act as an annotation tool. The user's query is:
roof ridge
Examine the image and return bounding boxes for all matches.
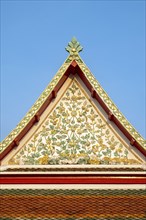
[0,55,72,153]
[75,56,146,149]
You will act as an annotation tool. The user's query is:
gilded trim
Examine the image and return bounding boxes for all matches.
[0,56,72,153]
[76,55,146,149]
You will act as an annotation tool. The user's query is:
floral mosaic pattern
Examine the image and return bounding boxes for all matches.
[9,81,140,165]
[1,39,145,155]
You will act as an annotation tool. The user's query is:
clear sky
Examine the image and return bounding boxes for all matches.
[1,0,145,141]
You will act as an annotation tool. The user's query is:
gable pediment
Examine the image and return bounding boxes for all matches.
[4,75,143,166]
[0,38,145,171]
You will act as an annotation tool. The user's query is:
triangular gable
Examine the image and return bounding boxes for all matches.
[7,78,142,165]
[0,37,145,167]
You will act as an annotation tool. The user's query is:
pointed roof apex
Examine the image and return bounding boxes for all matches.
[65,37,83,54]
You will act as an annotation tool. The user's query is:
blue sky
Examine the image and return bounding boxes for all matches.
[1,0,145,141]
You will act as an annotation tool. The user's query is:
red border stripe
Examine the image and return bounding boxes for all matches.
[1,177,146,184]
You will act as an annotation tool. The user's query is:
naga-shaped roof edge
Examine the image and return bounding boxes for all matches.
[0,38,145,155]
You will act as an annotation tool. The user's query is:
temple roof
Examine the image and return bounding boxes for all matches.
[0,37,145,166]
[1,188,146,219]
[1,38,145,220]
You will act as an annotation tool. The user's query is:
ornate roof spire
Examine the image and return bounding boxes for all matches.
[65,37,83,54]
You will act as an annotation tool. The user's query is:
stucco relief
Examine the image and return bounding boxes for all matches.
[9,80,140,165]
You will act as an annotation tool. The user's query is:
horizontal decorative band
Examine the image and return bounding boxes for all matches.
[1,176,146,184]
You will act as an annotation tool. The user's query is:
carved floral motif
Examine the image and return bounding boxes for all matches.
[9,81,140,165]
[1,39,145,155]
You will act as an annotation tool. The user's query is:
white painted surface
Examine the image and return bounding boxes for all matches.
[1,184,146,190]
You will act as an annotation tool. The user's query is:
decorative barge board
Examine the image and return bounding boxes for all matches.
[0,38,146,220]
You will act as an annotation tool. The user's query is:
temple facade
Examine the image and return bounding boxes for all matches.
[0,38,146,219]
